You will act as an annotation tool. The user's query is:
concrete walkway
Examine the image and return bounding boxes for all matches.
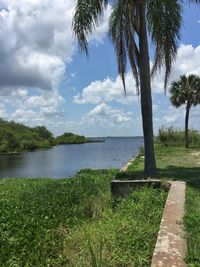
[151,181,186,267]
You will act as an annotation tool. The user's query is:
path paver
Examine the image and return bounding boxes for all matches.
[151,181,186,267]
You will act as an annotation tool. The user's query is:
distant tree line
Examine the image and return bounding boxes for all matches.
[0,119,87,154]
[0,119,57,153]
[56,132,86,144]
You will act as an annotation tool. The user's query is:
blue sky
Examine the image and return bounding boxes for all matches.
[0,0,199,137]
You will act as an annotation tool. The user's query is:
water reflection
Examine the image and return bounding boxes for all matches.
[0,137,143,178]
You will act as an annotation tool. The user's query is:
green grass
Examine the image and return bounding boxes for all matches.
[64,187,167,267]
[126,145,200,267]
[119,146,200,182]
[184,187,200,266]
[0,169,167,267]
[0,170,116,267]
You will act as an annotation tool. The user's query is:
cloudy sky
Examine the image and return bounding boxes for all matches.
[0,0,199,137]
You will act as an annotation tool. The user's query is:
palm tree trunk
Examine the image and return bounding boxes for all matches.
[138,2,157,176]
[185,103,190,148]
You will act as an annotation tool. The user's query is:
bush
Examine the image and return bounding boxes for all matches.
[156,126,200,147]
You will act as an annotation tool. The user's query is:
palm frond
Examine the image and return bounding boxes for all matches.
[170,74,200,108]
[109,0,140,94]
[147,0,182,90]
[187,74,200,106]
[170,80,186,107]
[73,0,108,55]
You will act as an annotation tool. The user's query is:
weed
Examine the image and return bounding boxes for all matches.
[0,170,167,267]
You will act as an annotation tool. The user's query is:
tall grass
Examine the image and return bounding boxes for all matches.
[0,170,167,267]
[156,126,200,147]
[63,187,167,267]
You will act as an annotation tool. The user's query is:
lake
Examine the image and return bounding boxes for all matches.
[0,137,143,178]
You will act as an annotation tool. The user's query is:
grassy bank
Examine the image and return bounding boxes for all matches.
[126,146,200,266]
[0,169,167,267]
[116,146,200,181]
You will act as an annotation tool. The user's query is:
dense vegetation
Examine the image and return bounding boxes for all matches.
[0,119,56,153]
[0,119,91,153]
[0,169,167,267]
[156,126,200,148]
[56,132,86,144]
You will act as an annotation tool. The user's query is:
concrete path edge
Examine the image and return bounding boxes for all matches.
[151,181,187,267]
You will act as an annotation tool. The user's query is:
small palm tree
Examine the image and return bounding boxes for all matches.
[73,0,200,176]
[170,75,200,148]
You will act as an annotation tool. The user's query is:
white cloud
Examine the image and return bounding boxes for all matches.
[81,103,133,128]
[0,0,74,91]
[74,44,200,104]
[87,5,111,44]
[0,104,7,118]
[24,93,65,110]
[152,44,200,93]
[163,113,182,124]
[74,74,138,105]
[12,109,42,125]
[0,88,28,102]
[11,90,66,129]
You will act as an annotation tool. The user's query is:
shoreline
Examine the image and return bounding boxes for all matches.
[0,141,106,156]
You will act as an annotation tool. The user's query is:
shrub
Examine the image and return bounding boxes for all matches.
[156,126,200,147]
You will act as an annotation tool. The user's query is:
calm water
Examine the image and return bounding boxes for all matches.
[0,137,143,178]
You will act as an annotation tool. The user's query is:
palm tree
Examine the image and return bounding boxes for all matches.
[170,74,200,148]
[73,0,200,176]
